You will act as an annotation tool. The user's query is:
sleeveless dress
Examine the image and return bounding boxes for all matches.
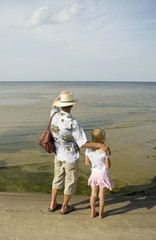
[85,149,114,190]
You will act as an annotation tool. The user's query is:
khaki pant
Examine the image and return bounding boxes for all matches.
[52,157,79,195]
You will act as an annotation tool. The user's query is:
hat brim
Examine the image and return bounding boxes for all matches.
[53,100,78,107]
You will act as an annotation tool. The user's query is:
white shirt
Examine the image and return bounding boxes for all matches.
[50,107,87,163]
[85,148,109,174]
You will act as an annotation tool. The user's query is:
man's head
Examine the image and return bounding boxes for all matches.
[53,92,78,108]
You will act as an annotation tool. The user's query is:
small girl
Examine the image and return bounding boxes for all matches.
[85,128,114,218]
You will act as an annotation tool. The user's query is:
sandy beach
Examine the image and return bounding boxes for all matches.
[0,82,156,239]
[0,192,156,240]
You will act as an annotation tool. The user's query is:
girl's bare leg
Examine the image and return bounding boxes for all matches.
[99,187,106,218]
[90,186,98,218]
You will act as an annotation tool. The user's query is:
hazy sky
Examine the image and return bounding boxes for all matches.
[0,0,156,82]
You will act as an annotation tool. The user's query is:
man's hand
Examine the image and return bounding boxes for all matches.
[100,144,111,156]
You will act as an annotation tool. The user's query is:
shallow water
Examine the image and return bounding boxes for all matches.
[0,81,156,194]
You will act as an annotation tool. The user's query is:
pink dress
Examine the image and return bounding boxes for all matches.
[85,149,114,190]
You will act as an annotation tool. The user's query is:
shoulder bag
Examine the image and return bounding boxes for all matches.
[39,112,56,153]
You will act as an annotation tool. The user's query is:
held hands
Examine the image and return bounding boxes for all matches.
[100,144,111,156]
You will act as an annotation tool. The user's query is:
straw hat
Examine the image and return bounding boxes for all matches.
[53,93,78,107]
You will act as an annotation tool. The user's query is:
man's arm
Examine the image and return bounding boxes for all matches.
[82,142,111,155]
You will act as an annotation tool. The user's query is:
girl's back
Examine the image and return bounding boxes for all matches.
[85,148,109,174]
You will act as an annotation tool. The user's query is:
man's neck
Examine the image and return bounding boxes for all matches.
[61,106,72,113]
[62,109,71,114]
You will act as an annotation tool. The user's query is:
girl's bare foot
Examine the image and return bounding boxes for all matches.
[99,212,107,219]
[91,211,98,218]
[99,212,107,218]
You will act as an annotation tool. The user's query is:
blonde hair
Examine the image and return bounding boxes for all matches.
[92,128,105,144]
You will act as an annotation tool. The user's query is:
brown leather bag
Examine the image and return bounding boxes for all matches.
[39,112,56,153]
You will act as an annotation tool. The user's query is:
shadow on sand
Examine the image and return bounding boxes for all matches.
[73,176,156,215]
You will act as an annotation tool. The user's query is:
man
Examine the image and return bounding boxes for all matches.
[48,91,110,214]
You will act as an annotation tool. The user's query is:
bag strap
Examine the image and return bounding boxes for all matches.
[47,112,57,130]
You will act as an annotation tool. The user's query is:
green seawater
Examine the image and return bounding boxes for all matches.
[0,81,156,195]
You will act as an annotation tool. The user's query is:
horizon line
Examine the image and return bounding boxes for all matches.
[0,80,156,83]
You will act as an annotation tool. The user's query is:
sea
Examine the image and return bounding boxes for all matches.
[0,81,156,194]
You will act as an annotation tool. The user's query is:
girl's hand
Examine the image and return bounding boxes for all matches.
[100,144,111,156]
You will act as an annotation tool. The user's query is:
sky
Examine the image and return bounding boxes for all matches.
[0,0,156,82]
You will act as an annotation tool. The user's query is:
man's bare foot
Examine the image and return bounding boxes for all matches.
[48,203,61,212]
[90,211,98,218]
[60,205,75,215]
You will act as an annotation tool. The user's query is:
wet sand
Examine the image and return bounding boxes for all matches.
[0,192,156,240]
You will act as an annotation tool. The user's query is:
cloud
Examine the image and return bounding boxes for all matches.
[25,3,84,27]
[51,3,84,23]
[25,7,50,27]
